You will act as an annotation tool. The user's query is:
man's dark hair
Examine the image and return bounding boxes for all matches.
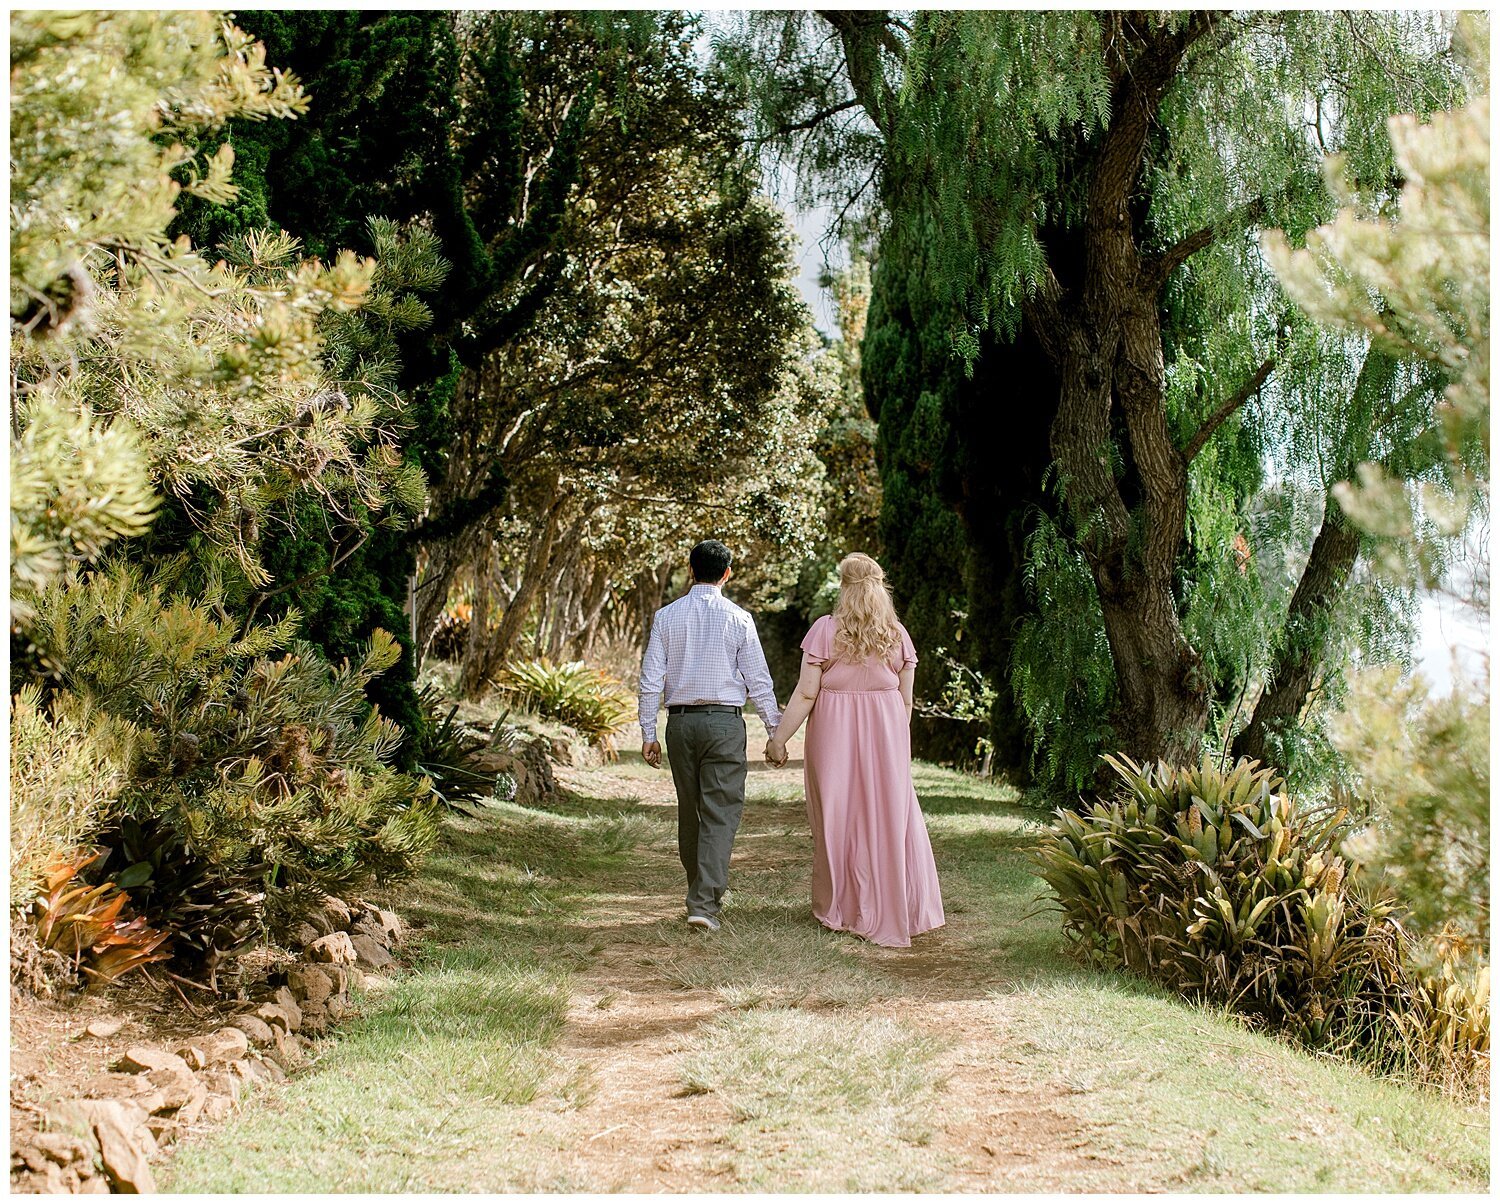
[690,539,733,583]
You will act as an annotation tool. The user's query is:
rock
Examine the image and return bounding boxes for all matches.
[349,933,394,970]
[181,1027,249,1067]
[202,1071,241,1105]
[287,964,333,1005]
[143,1064,199,1113]
[84,1018,125,1040]
[324,994,351,1021]
[78,1071,158,1104]
[351,913,386,943]
[272,1031,304,1070]
[287,920,321,949]
[66,1100,156,1194]
[260,1057,287,1083]
[144,1115,178,1145]
[233,1014,276,1046]
[16,1142,54,1173]
[174,1081,209,1127]
[308,931,356,965]
[31,1131,91,1167]
[320,895,354,931]
[271,986,303,1031]
[200,1094,234,1124]
[298,1008,330,1037]
[115,1045,192,1078]
[78,1171,111,1193]
[253,1002,293,1034]
[373,906,403,945]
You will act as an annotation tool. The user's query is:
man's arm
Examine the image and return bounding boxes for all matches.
[638,613,667,751]
[738,618,783,737]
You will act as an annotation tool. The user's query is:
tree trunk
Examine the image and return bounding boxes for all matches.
[1033,17,1219,773]
[462,488,565,696]
[1232,503,1362,770]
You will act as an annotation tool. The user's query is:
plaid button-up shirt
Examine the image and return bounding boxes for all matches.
[637,583,783,744]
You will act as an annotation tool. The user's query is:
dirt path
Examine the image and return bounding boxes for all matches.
[539,748,1096,1192]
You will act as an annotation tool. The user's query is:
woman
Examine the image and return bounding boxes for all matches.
[765,553,945,947]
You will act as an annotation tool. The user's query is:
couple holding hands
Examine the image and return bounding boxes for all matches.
[637,540,944,948]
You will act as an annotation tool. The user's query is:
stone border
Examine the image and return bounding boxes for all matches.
[13,896,404,1194]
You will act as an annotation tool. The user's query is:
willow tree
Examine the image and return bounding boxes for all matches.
[726,10,1470,781]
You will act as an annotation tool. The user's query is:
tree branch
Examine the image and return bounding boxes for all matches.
[756,97,862,143]
[1181,348,1280,463]
[1146,196,1268,290]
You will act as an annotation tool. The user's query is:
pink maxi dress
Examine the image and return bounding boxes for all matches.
[800,615,945,947]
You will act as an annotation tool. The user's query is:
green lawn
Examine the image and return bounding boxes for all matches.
[164,757,1489,1193]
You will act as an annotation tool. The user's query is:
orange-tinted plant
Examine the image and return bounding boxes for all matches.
[33,851,172,984]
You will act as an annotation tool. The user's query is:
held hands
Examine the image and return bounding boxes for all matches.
[764,736,788,768]
[642,741,662,769]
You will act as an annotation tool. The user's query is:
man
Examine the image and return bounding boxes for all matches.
[638,539,783,932]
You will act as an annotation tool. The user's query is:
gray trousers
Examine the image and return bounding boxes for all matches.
[664,710,748,918]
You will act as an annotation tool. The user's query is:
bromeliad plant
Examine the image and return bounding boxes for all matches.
[496,658,633,752]
[1033,755,1409,1051]
[33,852,172,985]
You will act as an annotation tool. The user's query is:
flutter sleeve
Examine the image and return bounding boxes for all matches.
[897,623,918,670]
[800,615,835,666]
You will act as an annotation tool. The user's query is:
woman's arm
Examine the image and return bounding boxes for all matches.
[899,665,915,721]
[766,654,823,764]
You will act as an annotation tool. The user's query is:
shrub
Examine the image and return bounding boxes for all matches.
[28,563,439,972]
[9,686,130,912]
[1335,664,1489,965]
[496,658,633,751]
[414,684,512,813]
[1033,755,1409,1050]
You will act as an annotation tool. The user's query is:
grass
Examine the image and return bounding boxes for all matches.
[676,1008,952,1190]
[163,752,1490,1193]
[903,762,1491,1192]
[162,796,647,1192]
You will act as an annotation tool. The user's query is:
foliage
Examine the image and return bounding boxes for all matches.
[1010,514,1116,791]
[1335,666,1489,966]
[1033,756,1409,1051]
[28,562,439,963]
[9,686,130,911]
[725,9,1473,788]
[496,659,633,751]
[408,12,836,690]
[1265,73,1489,590]
[1396,957,1490,1094]
[414,684,511,813]
[31,851,172,986]
[97,814,266,979]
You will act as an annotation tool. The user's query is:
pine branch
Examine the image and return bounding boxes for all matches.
[1181,347,1281,463]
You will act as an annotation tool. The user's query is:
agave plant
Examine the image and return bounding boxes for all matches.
[1033,754,1411,1049]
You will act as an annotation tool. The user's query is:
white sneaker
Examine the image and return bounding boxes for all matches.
[686,914,720,932]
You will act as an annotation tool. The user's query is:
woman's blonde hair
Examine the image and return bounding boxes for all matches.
[831,553,901,664]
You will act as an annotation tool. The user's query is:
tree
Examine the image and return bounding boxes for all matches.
[725,10,1471,785]
[1267,33,1489,966]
